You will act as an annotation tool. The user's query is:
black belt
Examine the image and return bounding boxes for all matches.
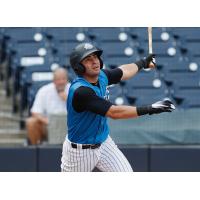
[71,143,101,149]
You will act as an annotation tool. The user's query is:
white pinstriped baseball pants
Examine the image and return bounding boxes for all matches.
[61,136,133,172]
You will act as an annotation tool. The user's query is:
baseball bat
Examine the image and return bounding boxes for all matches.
[148,27,153,54]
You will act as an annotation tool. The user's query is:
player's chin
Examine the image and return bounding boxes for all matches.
[92,68,100,75]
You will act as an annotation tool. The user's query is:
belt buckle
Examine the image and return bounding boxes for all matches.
[71,143,77,148]
[71,143,82,149]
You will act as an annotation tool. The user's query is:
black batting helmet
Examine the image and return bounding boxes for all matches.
[70,43,103,76]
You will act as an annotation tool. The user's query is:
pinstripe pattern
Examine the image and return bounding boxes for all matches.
[61,136,133,172]
[96,136,133,172]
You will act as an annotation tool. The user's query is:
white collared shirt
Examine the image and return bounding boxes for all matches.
[31,82,71,117]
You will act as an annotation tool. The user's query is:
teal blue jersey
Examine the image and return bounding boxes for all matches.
[67,70,110,144]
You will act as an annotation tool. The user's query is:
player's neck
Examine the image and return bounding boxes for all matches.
[83,75,98,84]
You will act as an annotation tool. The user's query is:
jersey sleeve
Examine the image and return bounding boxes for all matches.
[72,86,113,116]
[102,68,123,85]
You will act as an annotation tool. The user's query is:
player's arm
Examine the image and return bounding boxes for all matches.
[106,100,175,119]
[72,87,113,115]
[72,87,175,119]
[106,105,138,119]
[119,54,156,81]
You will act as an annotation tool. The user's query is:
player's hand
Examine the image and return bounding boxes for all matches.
[144,54,156,69]
[148,99,175,115]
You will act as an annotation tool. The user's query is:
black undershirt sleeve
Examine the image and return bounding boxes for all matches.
[72,86,113,116]
[102,68,123,85]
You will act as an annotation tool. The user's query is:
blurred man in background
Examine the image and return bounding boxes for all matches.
[26,68,70,145]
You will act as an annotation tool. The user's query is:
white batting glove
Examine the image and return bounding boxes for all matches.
[149,99,175,115]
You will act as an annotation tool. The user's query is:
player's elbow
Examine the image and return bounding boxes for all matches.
[105,106,121,120]
[109,115,119,120]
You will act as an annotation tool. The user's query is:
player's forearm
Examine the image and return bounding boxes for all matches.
[119,63,139,81]
[106,105,139,119]
[106,99,175,120]
[119,55,156,81]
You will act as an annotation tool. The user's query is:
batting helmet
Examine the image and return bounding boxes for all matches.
[70,43,103,76]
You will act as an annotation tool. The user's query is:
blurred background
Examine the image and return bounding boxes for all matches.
[0,27,200,172]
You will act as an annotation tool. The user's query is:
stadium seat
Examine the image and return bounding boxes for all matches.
[151,28,171,42]
[172,27,200,41]
[19,65,54,118]
[129,27,148,43]
[8,42,47,57]
[163,71,200,87]
[51,57,77,81]
[0,32,3,64]
[183,42,200,57]
[129,27,172,42]
[155,56,179,71]
[125,70,160,87]
[135,95,173,106]
[124,70,169,105]
[100,41,136,58]
[52,41,79,57]
[9,44,52,113]
[138,40,178,57]
[4,28,44,43]
[161,59,200,76]
[108,84,129,105]
[172,88,200,108]
[87,27,130,43]
[125,86,169,105]
[105,55,140,69]
[45,27,89,43]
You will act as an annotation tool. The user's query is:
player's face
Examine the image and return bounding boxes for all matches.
[81,53,101,76]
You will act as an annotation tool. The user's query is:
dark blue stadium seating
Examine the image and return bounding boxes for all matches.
[0,31,4,64]
[124,70,169,105]
[27,80,51,112]
[1,27,200,121]
[108,84,129,105]
[100,41,136,58]
[45,27,89,43]
[140,41,178,57]
[129,27,172,43]
[105,55,140,69]
[129,27,148,43]
[172,88,200,108]
[52,41,78,57]
[172,27,200,41]
[151,28,171,41]
[125,70,160,87]
[4,28,44,43]
[163,70,200,86]
[183,42,200,57]
[19,65,54,117]
[124,68,169,102]
[87,27,130,43]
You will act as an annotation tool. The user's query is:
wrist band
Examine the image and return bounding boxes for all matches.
[135,59,145,71]
[136,106,150,116]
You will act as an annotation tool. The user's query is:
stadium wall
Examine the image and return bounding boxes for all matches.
[1,145,200,172]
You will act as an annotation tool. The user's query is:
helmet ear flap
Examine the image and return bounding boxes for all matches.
[73,63,85,76]
[99,57,103,69]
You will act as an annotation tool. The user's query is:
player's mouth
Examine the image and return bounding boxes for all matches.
[93,65,100,70]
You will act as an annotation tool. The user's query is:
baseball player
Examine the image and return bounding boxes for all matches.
[61,43,175,172]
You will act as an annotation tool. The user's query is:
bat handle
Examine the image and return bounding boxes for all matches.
[148,27,153,54]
